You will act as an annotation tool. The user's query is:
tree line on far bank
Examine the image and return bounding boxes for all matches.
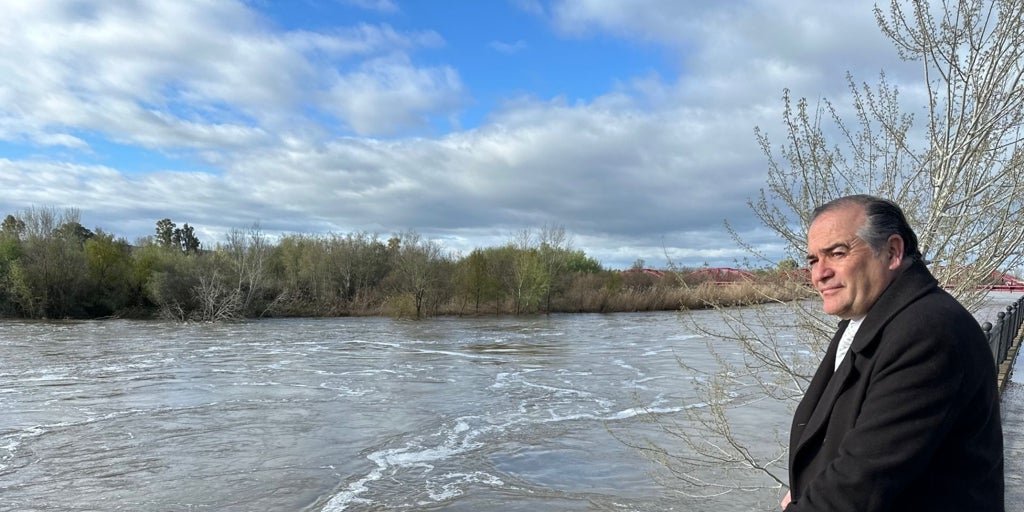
[0,207,811,321]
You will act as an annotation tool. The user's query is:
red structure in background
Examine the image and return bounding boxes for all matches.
[620,268,667,278]
[688,267,755,283]
[622,267,763,285]
[986,271,1024,292]
[622,267,1024,290]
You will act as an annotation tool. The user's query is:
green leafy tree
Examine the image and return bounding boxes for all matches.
[342,233,391,304]
[511,247,547,314]
[53,221,94,245]
[536,225,572,313]
[84,231,136,316]
[776,258,799,272]
[155,218,202,254]
[143,250,238,321]
[173,223,202,254]
[458,248,503,314]
[144,253,202,321]
[0,228,23,315]
[5,207,90,318]
[155,218,176,248]
[268,234,362,314]
[564,250,603,273]
[384,231,450,318]
[130,241,173,307]
[1,215,25,239]
[11,235,88,318]
[267,234,325,308]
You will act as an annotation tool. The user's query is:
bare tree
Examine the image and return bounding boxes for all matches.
[193,269,243,322]
[633,0,1024,503]
[751,0,1024,310]
[222,223,273,316]
[538,224,573,312]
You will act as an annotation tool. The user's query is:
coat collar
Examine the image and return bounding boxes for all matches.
[848,259,937,356]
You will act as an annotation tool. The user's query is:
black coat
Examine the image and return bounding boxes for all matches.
[786,260,1004,511]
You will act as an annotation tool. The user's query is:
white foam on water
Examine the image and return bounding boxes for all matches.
[412,348,497,360]
[12,373,78,383]
[320,416,491,511]
[518,378,591,397]
[0,416,110,470]
[338,369,399,376]
[491,370,591,399]
[423,471,505,503]
[355,340,401,349]
[318,378,712,511]
[634,376,665,384]
[317,382,373,396]
[606,402,705,421]
[320,470,380,511]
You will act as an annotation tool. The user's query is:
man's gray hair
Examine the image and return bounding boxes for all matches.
[811,195,923,261]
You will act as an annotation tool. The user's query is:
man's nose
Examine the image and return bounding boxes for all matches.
[812,262,833,283]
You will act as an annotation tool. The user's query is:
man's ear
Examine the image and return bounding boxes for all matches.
[886,234,905,270]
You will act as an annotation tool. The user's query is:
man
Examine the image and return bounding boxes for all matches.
[781,195,1003,511]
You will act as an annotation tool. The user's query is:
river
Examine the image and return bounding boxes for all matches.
[1,298,1020,511]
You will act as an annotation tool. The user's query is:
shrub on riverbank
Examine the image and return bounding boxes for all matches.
[0,210,813,320]
[427,271,814,317]
[680,280,814,309]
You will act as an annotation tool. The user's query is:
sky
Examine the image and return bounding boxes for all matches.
[0,0,920,269]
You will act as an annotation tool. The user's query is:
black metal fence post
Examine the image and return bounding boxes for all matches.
[982,321,997,366]
[1005,303,1017,362]
[985,295,1024,370]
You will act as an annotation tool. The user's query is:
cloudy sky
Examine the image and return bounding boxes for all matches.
[0,0,919,269]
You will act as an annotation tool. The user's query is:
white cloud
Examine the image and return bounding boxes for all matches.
[325,53,466,135]
[0,0,926,268]
[547,0,710,42]
[0,1,461,151]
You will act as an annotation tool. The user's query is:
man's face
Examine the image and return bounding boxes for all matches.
[806,205,901,319]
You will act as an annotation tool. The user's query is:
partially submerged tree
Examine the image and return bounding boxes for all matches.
[633,0,1024,503]
[384,230,451,318]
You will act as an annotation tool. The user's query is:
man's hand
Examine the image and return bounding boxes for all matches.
[781,490,791,509]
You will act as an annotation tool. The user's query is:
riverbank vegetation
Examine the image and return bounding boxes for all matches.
[0,207,812,321]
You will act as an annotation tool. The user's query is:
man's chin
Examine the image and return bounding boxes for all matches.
[821,302,847,317]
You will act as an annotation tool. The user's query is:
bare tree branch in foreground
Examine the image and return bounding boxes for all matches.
[620,0,1024,505]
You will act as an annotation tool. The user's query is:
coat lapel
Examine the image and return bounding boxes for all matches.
[847,260,937,355]
[792,322,845,453]
[794,323,855,453]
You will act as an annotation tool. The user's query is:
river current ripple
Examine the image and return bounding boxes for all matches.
[1,297,1021,511]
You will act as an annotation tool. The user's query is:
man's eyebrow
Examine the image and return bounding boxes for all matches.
[807,242,852,258]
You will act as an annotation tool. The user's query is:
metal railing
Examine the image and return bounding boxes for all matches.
[981,295,1024,371]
